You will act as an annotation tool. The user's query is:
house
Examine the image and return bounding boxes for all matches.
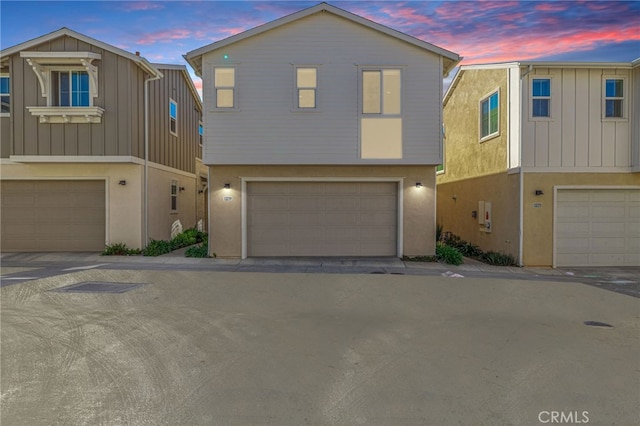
[0,28,204,252]
[437,60,640,267]
[185,3,460,258]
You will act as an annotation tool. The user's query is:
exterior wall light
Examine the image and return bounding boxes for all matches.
[535,189,544,196]
[224,183,231,189]
[118,180,127,186]
[415,182,423,188]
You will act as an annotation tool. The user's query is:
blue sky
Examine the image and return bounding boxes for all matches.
[2,1,639,92]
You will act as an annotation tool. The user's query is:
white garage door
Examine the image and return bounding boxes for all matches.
[555,188,640,267]
[247,182,398,256]
[1,180,106,252]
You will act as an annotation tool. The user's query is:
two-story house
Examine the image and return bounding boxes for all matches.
[185,3,460,258]
[0,28,205,252]
[437,60,640,267]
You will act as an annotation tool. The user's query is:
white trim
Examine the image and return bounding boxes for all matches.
[169,98,178,136]
[479,88,500,142]
[529,76,552,120]
[521,166,633,173]
[26,106,104,123]
[602,75,628,120]
[552,185,640,268]
[239,177,405,259]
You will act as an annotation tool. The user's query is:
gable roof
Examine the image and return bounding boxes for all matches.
[185,2,460,77]
[0,27,161,77]
[153,63,203,111]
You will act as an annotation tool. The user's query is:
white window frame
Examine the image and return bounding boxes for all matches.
[603,76,627,120]
[198,121,203,147]
[213,66,237,110]
[479,89,500,142]
[169,98,178,136]
[293,66,319,111]
[170,180,178,213]
[0,74,9,116]
[50,68,92,107]
[530,77,551,120]
[361,68,402,116]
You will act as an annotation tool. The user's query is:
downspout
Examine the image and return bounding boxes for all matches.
[143,71,162,247]
[518,65,533,266]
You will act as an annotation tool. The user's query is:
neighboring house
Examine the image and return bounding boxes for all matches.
[0,28,204,252]
[437,60,640,267]
[185,3,460,258]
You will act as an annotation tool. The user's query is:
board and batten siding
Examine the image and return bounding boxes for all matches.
[633,65,640,171]
[202,12,443,165]
[521,67,632,170]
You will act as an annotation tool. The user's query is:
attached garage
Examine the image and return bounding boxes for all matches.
[555,188,640,267]
[246,181,398,256]
[1,180,106,252]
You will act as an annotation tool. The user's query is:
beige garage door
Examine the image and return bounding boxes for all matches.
[1,180,106,252]
[555,188,640,267]
[247,182,397,256]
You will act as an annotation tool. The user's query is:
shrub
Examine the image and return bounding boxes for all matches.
[436,243,464,265]
[403,255,438,263]
[481,251,517,266]
[436,223,443,242]
[185,242,211,258]
[102,243,141,256]
[143,239,173,257]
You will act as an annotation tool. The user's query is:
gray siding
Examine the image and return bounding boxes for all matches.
[202,13,443,165]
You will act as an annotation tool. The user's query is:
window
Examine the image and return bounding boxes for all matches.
[0,75,9,114]
[605,78,624,118]
[169,99,177,135]
[215,67,235,108]
[296,67,317,109]
[52,70,90,106]
[170,181,178,212]
[362,69,401,115]
[480,91,499,139]
[360,68,402,159]
[532,78,550,118]
[199,122,203,146]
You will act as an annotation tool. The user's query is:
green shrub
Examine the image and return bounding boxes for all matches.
[101,243,141,256]
[403,255,438,263]
[170,232,197,250]
[436,223,443,242]
[143,239,173,257]
[481,251,517,266]
[185,242,211,258]
[436,243,464,265]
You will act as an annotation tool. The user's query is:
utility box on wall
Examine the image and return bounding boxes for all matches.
[478,200,492,233]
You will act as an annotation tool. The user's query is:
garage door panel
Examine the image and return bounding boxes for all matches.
[248,182,397,256]
[1,180,105,252]
[556,188,639,267]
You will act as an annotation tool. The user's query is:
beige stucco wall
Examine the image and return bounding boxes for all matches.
[0,162,143,248]
[522,172,640,266]
[438,68,509,184]
[437,172,520,259]
[195,158,208,232]
[208,165,436,258]
[147,165,197,242]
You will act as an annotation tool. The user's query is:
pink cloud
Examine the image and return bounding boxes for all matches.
[121,1,164,12]
[137,29,205,45]
[535,3,569,12]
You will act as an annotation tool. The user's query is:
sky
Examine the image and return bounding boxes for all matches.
[2,0,639,94]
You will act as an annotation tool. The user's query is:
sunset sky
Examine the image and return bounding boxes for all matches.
[2,0,639,92]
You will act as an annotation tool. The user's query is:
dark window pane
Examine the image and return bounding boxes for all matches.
[59,72,70,106]
[606,79,623,97]
[606,99,622,117]
[532,79,550,97]
[533,99,550,117]
[0,77,9,93]
[1,95,9,113]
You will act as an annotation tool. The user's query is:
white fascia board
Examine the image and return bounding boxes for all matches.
[153,63,202,109]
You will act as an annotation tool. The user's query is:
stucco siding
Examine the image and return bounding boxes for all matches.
[208,165,436,258]
[439,68,509,184]
[522,67,632,169]
[202,13,443,165]
[522,172,640,266]
[437,172,520,259]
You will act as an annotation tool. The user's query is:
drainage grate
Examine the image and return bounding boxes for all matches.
[584,321,613,328]
[52,281,144,294]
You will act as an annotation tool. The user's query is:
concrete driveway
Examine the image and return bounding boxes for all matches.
[1,268,639,425]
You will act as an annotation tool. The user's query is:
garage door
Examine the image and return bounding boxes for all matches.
[555,188,640,267]
[1,180,106,252]
[247,182,397,256]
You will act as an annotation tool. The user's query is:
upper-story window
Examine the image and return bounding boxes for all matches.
[360,68,402,159]
[199,122,203,146]
[532,78,550,118]
[169,99,178,136]
[480,90,499,140]
[605,78,624,118]
[296,67,317,109]
[362,69,401,115]
[52,70,90,107]
[214,67,235,108]
[0,75,9,115]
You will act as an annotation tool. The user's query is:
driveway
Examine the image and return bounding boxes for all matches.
[1,266,638,425]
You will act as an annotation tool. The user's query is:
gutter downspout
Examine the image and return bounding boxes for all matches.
[143,72,162,247]
[518,65,533,267]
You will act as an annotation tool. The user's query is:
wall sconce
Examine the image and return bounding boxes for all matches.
[471,210,477,219]
[179,186,185,192]
[224,183,231,189]
[452,195,457,201]
[535,189,544,196]
[415,182,423,188]
[118,180,126,186]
